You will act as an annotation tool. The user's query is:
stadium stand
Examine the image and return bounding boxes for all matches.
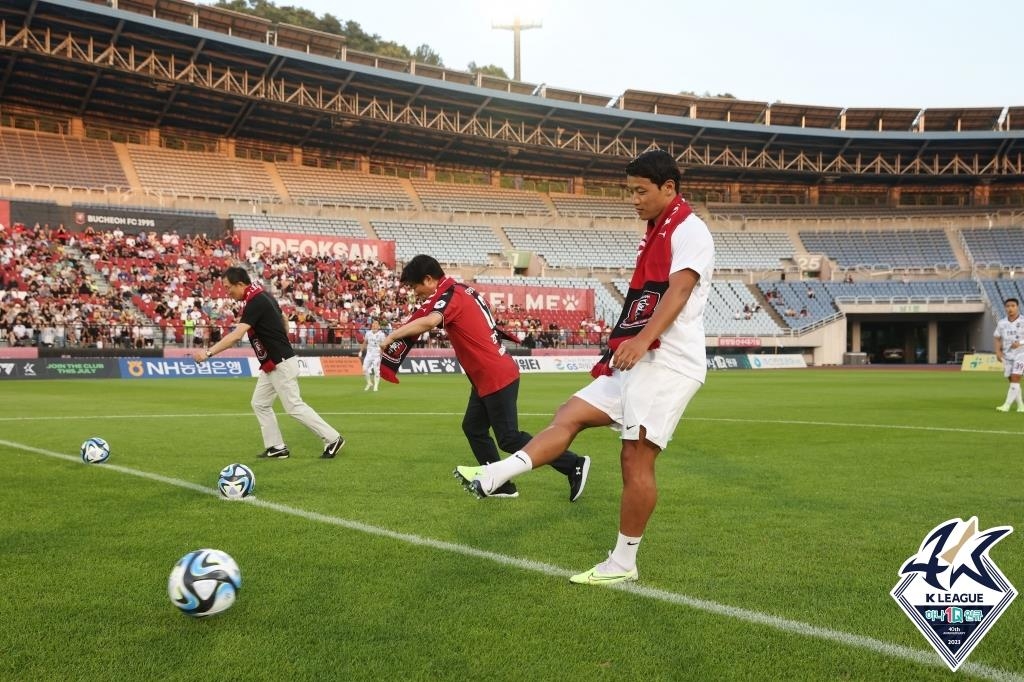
[275,165,416,210]
[758,280,983,329]
[714,232,795,270]
[548,193,636,219]
[706,281,786,335]
[127,145,280,202]
[706,203,1000,220]
[410,180,552,216]
[797,229,958,269]
[370,221,505,266]
[982,280,1024,312]
[1,0,1022,365]
[959,227,1024,268]
[503,226,639,269]
[0,129,129,190]
[232,214,366,237]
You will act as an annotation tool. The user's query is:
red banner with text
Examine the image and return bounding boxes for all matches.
[469,282,594,317]
[239,231,396,268]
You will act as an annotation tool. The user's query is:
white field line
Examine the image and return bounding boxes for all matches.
[1,411,1022,437]
[2,438,1021,682]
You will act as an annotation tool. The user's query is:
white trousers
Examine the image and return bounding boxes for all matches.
[363,353,382,377]
[251,356,340,448]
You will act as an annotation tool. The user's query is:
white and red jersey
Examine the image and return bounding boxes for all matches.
[994,315,1024,359]
[432,280,518,396]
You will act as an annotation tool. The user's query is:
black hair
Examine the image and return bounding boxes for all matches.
[400,254,445,285]
[222,266,252,285]
[1005,297,1020,306]
[625,149,682,193]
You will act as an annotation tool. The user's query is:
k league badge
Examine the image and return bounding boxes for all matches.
[891,517,1016,671]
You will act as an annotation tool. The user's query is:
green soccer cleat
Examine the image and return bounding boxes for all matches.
[996,404,1011,412]
[569,562,639,586]
[453,465,490,498]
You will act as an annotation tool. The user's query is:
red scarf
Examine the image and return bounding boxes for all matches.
[591,195,692,377]
[380,277,517,384]
[241,282,277,373]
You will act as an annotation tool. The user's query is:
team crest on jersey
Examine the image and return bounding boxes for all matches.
[891,517,1016,671]
[621,290,660,329]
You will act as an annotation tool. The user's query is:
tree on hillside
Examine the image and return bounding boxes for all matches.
[413,44,444,66]
[212,0,443,65]
[467,62,509,79]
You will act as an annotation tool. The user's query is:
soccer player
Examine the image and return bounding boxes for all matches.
[993,297,1024,412]
[192,266,345,459]
[454,150,714,585]
[358,320,387,392]
[380,254,590,501]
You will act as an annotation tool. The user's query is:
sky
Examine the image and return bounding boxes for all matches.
[199,0,1021,109]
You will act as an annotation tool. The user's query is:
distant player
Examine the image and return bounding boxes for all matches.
[993,297,1024,412]
[359,320,387,392]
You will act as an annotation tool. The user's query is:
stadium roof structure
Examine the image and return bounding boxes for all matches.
[1,0,1022,187]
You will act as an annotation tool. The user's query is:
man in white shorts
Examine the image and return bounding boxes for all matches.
[454,150,715,585]
[994,297,1024,412]
[358,320,388,392]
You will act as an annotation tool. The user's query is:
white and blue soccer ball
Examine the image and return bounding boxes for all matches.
[217,463,255,500]
[167,548,241,617]
[80,437,110,464]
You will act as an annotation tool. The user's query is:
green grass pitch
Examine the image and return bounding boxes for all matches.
[1,369,1022,681]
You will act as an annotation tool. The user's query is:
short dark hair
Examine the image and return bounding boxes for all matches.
[1005,297,1020,306]
[222,266,252,285]
[400,254,444,285]
[625,149,682,193]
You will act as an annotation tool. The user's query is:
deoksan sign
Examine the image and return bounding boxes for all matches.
[239,231,396,268]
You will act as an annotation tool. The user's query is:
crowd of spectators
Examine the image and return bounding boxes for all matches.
[2,221,611,350]
[1,222,149,349]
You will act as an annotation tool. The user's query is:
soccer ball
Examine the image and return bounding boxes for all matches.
[167,548,241,617]
[80,437,110,464]
[217,463,255,500]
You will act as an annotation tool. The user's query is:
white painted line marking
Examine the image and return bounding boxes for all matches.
[2,438,1020,681]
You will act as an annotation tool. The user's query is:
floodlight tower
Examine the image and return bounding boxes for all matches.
[492,16,542,81]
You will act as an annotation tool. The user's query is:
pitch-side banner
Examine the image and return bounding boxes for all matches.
[747,354,807,369]
[469,282,595,317]
[239,231,396,268]
[961,353,1002,372]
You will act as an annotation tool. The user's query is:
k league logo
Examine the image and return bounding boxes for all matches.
[891,517,1016,671]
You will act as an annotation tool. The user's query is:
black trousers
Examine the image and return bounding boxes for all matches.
[462,378,580,477]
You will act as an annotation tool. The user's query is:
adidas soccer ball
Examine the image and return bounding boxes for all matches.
[80,437,110,464]
[217,463,255,500]
[167,548,241,617]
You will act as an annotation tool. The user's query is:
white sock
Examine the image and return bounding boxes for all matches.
[609,532,643,571]
[373,375,380,389]
[1004,384,1020,407]
[483,450,533,492]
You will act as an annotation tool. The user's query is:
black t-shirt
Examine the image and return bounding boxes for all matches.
[240,291,294,364]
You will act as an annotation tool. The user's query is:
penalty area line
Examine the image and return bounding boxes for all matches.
[2,439,1021,681]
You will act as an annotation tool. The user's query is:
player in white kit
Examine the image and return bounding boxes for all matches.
[993,297,1024,412]
[359,320,388,392]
